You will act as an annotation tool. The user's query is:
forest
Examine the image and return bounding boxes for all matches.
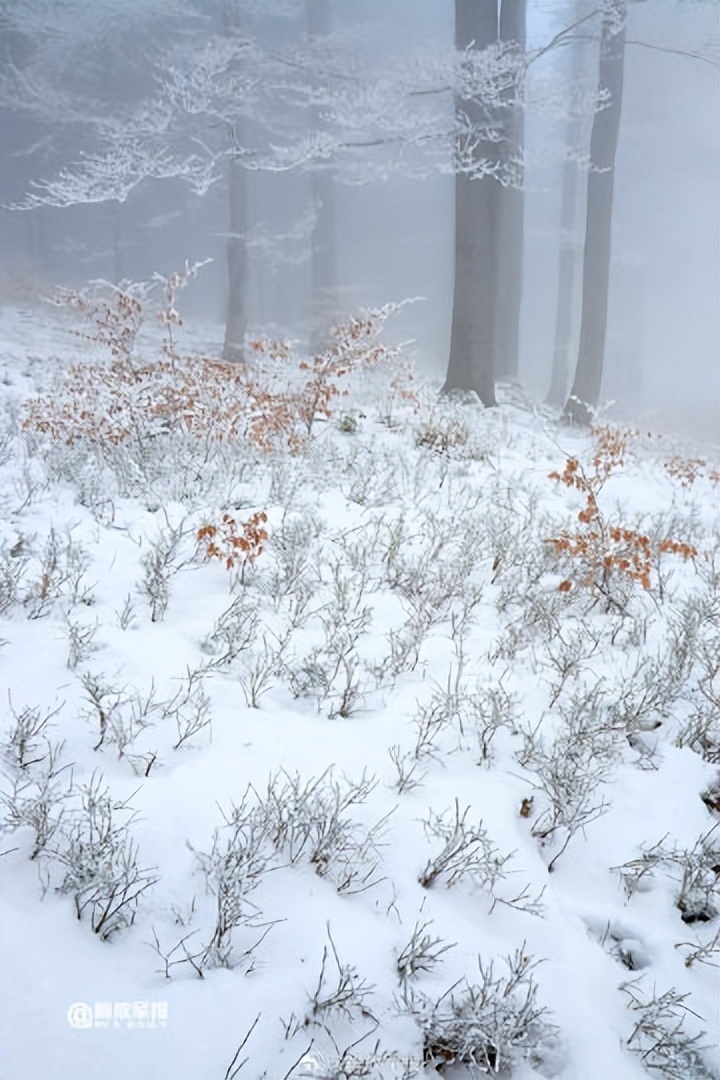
[0,0,717,433]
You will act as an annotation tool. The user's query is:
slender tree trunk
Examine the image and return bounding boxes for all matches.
[310,172,336,350]
[307,0,337,352]
[494,0,526,382]
[444,0,500,406]
[112,202,128,283]
[222,1,247,363]
[565,0,626,423]
[222,152,248,362]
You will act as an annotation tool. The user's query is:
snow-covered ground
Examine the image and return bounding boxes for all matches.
[0,299,717,1080]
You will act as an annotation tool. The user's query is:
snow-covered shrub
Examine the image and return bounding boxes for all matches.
[396,914,456,989]
[255,767,387,895]
[47,278,147,361]
[622,979,717,1080]
[80,671,128,753]
[197,510,268,580]
[1,699,62,771]
[1,740,71,860]
[165,669,212,751]
[189,795,272,971]
[521,689,616,872]
[305,925,377,1027]
[415,409,470,454]
[200,594,260,669]
[264,508,323,609]
[664,454,718,489]
[22,527,93,619]
[614,826,720,924]
[407,947,560,1074]
[546,426,698,606]
[237,624,293,709]
[0,537,29,614]
[288,561,373,717]
[419,799,512,892]
[64,613,99,670]
[675,629,720,763]
[53,771,157,939]
[140,514,193,623]
[675,927,720,970]
[22,283,409,461]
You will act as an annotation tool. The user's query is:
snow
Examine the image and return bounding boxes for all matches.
[0,302,717,1080]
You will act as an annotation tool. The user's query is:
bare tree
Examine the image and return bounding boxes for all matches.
[444,0,503,406]
[223,136,249,361]
[495,0,527,383]
[546,2,591,407]
[564,0,627,424]
[307,0,338,351]
[444,0,527,404]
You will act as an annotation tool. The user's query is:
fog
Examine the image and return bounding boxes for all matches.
[1,0,717,441]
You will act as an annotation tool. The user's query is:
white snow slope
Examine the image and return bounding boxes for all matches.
[0,301,718,1080]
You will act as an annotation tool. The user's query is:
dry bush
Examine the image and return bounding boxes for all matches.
[22,286,407,456]
[197,511,268,577]
[546,426,698,604]
[664,455,719,489]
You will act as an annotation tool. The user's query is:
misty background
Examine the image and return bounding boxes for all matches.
[0,0,717,441]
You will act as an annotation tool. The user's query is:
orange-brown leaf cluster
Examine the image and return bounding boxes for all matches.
[664,455,709,488]
[22,307,398,453]
[547,426,698,597]
[197,511,268,573]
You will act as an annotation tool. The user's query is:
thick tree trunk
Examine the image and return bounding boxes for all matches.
[307,0,337,351]
[494,0,526,382]
[444,0,500,406]
[565,0,626,424]
[547,1,587,406]
[222,153,248,363]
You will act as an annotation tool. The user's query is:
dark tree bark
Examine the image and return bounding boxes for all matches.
[494,0,526,382]
[444,0,501,405]
[307,0,337,352]
[565,0,626,424]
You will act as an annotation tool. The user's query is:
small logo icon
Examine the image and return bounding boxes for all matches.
[67,1002,93,1030]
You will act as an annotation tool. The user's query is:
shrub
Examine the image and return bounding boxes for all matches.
[197,511,268,577]
[407,946,559,1074]
[23,283,409,456]
[546,426,697,604]
[53,772,157,939]
[622,979,716,1080]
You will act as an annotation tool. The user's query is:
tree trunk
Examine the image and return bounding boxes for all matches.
[444,0,500,406]
[222,152,248,363]
[494,0,526,382]
[547,1,588,406]
[221,0,248,363]
[307,0,337,352]
[565,0,626,424]
[546,152,582,406]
